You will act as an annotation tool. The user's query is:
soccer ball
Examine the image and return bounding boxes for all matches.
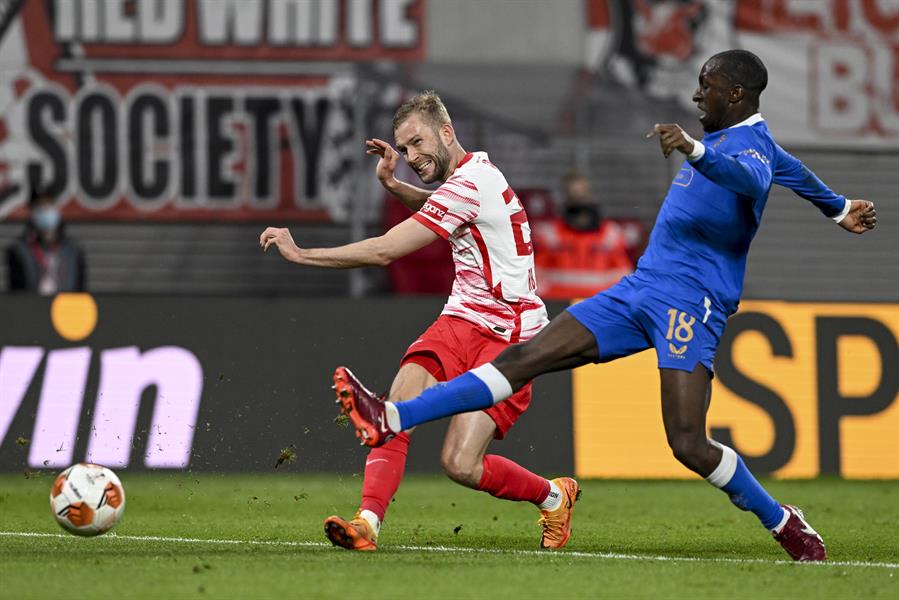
[50,463,126,536]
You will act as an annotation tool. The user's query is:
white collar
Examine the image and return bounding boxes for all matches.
[727,113,765,129]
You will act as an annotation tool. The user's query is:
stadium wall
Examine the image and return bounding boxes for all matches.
[574,300,899,480]
[0,295,574,474]
[1,295,896,479]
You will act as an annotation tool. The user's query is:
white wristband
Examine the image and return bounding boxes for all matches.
[687,139,705,162]
[832,198,851,223]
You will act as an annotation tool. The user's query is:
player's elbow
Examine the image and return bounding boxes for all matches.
[366,248,393,267]
[372,252,394,267]
[371,238,399,266]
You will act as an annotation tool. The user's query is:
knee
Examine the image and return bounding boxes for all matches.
[667,432,707,471]
[440,450,480,487]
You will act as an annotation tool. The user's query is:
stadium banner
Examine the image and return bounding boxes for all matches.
[574,300,899,479]
[0,295,572,474]
[585,0,899,148]
[0,0,425,222]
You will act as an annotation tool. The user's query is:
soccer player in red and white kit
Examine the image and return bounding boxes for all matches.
[260,91,579,551]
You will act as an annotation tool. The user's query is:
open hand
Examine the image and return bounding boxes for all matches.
[647,123,696,158]
[838,200,876,234]
[365,138,400,188]
[259,227,302,262]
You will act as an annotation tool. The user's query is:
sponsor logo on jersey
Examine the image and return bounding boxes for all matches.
[740,148,771,165]
[668,343,688,357]
[673,166,694,187]
[422,200,448,219]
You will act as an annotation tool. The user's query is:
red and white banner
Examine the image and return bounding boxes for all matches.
[0,0,425,221]
[586,0,899,148]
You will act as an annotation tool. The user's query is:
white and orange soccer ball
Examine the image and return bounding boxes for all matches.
[50,463,126,536]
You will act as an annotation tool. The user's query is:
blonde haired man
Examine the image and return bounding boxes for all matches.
[261,91,579,551]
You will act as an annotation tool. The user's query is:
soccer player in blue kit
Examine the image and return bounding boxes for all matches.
[333,50,877,560]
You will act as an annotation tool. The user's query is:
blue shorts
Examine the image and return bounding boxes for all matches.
[567,275,728,374]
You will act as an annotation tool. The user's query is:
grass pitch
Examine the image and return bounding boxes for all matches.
[1,473,897,599]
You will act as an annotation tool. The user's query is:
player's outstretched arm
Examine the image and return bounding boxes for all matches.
[366,138,431,211]
[773,145,846,216]
[260,217,439,269]
[772,146,877,234]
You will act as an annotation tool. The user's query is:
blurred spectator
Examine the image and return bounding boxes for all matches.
[6,188,86,294]
[611,216,649,266]
[516,188,556,226]
[532,170,633,300]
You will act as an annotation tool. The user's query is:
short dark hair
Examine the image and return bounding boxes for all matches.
[392,90,451,132]
[707,49,768,93]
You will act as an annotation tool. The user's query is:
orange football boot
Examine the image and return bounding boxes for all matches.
[538,477,581,549]
[324,513,378,551]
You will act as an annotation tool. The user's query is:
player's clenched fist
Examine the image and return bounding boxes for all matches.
[260,227,302,262]
[648,123,697,158]
[838,199,877,234]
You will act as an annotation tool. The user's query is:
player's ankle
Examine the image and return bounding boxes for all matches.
[537,479,563,511]
[358,509,381,535]
[770,507,789,534]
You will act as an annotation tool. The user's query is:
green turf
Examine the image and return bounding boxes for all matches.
[1,473,897,599]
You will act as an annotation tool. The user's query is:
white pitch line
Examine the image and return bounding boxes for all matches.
[2,531,897,570]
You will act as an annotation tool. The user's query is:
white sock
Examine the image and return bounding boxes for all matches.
[471,363,513,404]
[358,509,380,535]
[537,479,563,511]
[384,402,401,432]
[771,507,790,534]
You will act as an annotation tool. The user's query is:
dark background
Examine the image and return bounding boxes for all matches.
[0,296,573,474]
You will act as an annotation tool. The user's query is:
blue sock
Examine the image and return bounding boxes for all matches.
[394,371,493,430]
[707,444,785,530]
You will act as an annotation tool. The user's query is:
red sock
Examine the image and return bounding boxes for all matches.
[359,432,411,521]
[477,454,551,505]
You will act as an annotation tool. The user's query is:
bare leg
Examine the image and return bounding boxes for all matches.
[439,411,497,487]
[660,365,721,477]
[439,408,559,518]
[659,364,801,549]
[494,312,600,390]
[387,312,602,433]
[392,367,553,509]
[388,362,437,404]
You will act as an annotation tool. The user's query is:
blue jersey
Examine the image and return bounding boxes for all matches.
[634,115,845,315]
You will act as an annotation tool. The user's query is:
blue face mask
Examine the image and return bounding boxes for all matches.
[33,208,61,233]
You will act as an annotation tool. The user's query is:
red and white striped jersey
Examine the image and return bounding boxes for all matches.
[411,152,549,342]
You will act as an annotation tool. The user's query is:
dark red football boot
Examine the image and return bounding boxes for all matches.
[772,504,826,561]
[333,366,395,447]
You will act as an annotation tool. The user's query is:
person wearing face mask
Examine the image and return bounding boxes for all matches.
[531,170,634,300]
[6,188,86,294]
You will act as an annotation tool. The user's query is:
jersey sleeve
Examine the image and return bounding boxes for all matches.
[772,144,847,218]
[412,176,480,239]
[690,132,774,201]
